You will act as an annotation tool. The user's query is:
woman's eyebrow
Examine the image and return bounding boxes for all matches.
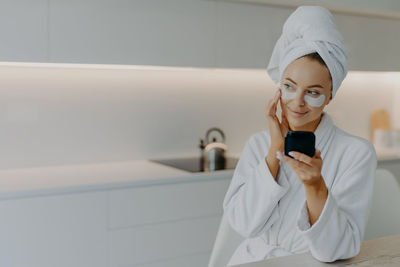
[284,77,324,88]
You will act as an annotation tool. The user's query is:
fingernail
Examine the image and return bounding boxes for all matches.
[289,151,295,157]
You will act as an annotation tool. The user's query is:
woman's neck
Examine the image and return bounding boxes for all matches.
[289,114,323,132]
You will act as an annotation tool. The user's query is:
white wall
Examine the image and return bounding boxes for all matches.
[0,63,398,169]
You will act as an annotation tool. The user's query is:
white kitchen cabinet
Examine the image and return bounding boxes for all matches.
[334,14,400,72]
[106,176,232,267]
[0,0,48,62]
[0,191,108,267]
[48,0,215,67]
[108,216,220,267]
[1,0,400,71]
[108,179,229,229]
[0,154,234,267]
[214,1,291,69]
[214,1,400,71]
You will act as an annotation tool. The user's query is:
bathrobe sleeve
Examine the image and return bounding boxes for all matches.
[296,139,377,262]
[223,133,290,238]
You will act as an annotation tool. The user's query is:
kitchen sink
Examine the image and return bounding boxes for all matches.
[149,156,239,173]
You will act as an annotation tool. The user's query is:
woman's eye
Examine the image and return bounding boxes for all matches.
[284,84,294,90]
[307,90,320,96]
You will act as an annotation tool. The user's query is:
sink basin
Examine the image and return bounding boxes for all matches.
[149,156,239,173]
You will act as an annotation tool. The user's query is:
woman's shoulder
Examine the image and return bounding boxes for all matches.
[329,127,377,187]
[332,127,376,158]
[247,130,271,146]
[249,129,269,140]
[241,130,271,156]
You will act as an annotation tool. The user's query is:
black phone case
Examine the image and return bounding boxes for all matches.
[284,131,315,158]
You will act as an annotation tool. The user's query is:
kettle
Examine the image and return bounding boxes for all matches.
[199,127,227,172]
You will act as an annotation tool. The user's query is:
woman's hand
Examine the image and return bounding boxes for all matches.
[282,150,323,186]
[265,88,290,179]
[265,88,289,153]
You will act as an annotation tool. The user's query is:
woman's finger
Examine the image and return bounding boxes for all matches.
[281,107,289,124]
[274,87,280,101]
[266,100,278,119]
[279,91,290,132]
[280,112,289,134]
[314,149,321,159]
[288,151,313,166]
[283,154,313,172]
[266,89,280,117]
[271,89,280,111]
[279,93,285,113]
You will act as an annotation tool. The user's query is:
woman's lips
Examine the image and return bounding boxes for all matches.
[288,108,308,117]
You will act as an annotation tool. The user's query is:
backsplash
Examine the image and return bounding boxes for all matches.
[0,63,399,169]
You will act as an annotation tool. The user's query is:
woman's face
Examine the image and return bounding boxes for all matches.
[280,56,332,130]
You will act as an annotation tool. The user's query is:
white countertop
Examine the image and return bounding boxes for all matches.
[0,159,234,200]
[0,152,397,201]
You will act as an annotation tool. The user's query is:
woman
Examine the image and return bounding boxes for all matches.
[223,6,377,266]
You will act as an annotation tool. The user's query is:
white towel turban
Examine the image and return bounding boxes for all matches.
[267,6,348,99]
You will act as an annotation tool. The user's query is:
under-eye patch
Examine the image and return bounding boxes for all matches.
[280,84,325,107]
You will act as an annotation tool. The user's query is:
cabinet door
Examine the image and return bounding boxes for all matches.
[0,191,108,267]
[215,1,292,69]
[107,175,232,267]
[108,178,231,229]
[108,216,220,267]
[216,1,400,71]
[49,0,215,67]
[335,13,400,72]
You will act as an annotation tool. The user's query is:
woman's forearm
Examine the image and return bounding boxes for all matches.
[304,177,328,226]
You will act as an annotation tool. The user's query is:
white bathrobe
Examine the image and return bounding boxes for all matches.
[223,112,377,266]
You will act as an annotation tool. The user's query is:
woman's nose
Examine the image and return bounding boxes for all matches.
[293,91,306,106]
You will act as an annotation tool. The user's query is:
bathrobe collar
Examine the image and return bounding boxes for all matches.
[281,112,335,183]
[314,112,335,149]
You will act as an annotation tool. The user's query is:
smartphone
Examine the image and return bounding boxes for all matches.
[284,131,315,158]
